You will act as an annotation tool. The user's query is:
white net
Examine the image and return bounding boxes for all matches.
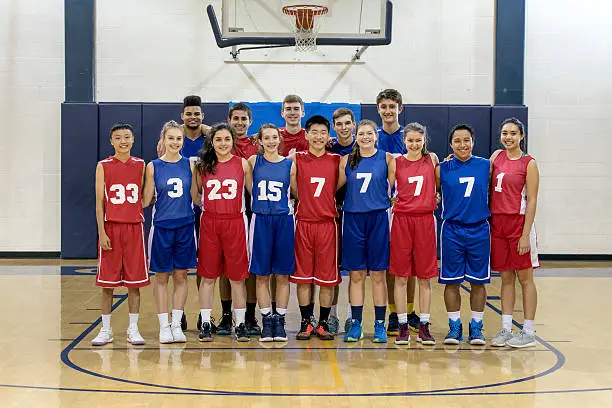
[282,5,328,52]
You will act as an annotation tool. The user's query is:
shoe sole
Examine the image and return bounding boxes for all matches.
[274,337,288,342]
[128,338,145,346]
[417,337,436,345]
[443,339,461,345]
[159,339,174,344]
[469,339,486,346]
[491,341,509,347]
[373,338,388,343]
[198,337,213,342]
[236,337,250,342]
[259,337,274,342]
[172,338,187,343]
[394,339,410,345]
[91,338,113,346]
[507,341,536,348]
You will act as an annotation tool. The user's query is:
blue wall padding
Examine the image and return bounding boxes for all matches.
[204,102,231,125]
[61,103,99,258]
[98,103,143,160]
[490,105,528,152]
[448,105,491,158]
[236,102,361,139]
[141,104,183,161]
[404,104,450,157]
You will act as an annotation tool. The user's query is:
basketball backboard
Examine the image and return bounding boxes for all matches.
[206,0,392,48]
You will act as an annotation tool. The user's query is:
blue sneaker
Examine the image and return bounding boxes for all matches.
[260,314,274,342]
[344,319,363,342]
[443,319,463,345]
[273,314,287,342]
[468,319,486,345]
[373,320,388,343]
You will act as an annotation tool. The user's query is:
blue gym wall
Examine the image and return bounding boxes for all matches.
[61,102,527,258]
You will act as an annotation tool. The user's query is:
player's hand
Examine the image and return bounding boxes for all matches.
[435,192,442,204]
[326,139,335,149]
[517,234,530,256]
[390,196,398,206]
[443,153,454,162]
[99,233,112,251]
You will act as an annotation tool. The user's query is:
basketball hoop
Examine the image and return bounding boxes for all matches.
[282,4,328,52]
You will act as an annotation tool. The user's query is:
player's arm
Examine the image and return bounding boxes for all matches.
[95,163,111,251]
[489,149,503,179]
[142,162,155,208]
[435,164,441,191]
[247,155,257,169]
[242,158,253,196]
[518,159,540,255]
[289,160,298,199]
[429,153,441,204]
[387,155,397,190]
[191,166,203,207]
[201,124,211,135]
[337,155,348,190]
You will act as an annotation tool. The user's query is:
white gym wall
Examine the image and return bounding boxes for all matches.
[0,0,610,255]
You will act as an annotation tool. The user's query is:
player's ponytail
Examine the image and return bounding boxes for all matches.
[404,122,429,160]
[196,123,234,176]
[349,119,378,170]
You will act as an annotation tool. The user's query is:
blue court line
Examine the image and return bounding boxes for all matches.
[486,296,501,300]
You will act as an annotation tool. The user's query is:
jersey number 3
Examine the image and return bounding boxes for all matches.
[167,178,183,198]
[109,184,139,204]
[207,179,237,200]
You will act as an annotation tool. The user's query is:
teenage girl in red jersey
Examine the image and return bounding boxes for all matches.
[388,123,439,346]
[92,123,149,346]
[192,123,253,342]
[489,118,540,348]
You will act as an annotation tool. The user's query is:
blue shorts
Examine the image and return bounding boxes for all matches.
[148,223,197,273]
[249,214,295,276]
[439,220,491,285]
[342,210,390,271]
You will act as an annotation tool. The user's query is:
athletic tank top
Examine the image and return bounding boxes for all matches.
[343,149,390,213]
[200,155,245,216]
[295,151,340,222]
[251,155,293,215]
[100,156,145,223]
[490,152,534,215]
[440,156,491,224]
[393,154,437,214]
[152,157,194,228]
[279,128,309,156]
[377,126,406,154]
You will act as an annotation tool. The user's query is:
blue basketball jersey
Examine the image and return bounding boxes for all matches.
[328,139,355,156]
[377,126,406,154]
[343,149,390,213]
[181,135,205,159]
[440,156,491,224]
[251,155,293,215]
[152,157,194,228]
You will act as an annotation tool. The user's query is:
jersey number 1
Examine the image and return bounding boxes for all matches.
[494,173,505,192]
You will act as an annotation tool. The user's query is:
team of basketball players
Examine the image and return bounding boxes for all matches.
[92,89,540,349]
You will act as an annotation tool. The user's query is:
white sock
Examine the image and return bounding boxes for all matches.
[261,307,272,316]
[448,311,461,322]
[420,313,430,324]
[330,304,338,318]
[158,313,169,328]
[200,309,211,324]
[471,311,484,323]
[346,305,352,319]
[523,320,535,335]
[398,313,408,324]
[128,313,139,328]
[502,314,513,331]
[276,308,287,316]
[101,314,111,330]
[171,309,184,326]
[235,308,246,325]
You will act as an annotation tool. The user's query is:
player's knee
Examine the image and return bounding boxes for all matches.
[500,271,516,285]
[350,270,366,283]
[517,274,533,287]
[370,270,386,284]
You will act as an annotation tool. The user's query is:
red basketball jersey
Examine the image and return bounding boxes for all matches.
[490,152,534,215]
[393,154,437,214]
[295,151,339,222]
[279,128,309,156]
[101,156,145,223]
[201,155,245,215]
[233,136,259,159]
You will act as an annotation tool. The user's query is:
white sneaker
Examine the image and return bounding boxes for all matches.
[159,325,174,344]
[491,328,514,347]
[91,328,113,346]
[127,326,145,345]
[507,330,536,348]
[171,323,187,343]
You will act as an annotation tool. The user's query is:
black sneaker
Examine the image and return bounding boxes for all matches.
[273,314,287,342]
[197,314,218,333]
[217,311,233,335]
[198,322,213,342]
[260,315,274,342]
[387,312,399,336]
[235,323,250,342]
[246,318,261,336]
[296,318,314,340]
[408,311,420,333]
[181,313,187,331]
[315,320,334,341]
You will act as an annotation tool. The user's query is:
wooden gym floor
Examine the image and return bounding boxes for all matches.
[0,260,611,407]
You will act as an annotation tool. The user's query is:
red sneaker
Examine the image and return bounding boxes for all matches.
[417,321,436,345]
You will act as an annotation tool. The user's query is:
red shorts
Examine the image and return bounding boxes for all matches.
[389,213,438,279]
[490,214,540,271]
[291,219,341,287]
[197,214,249,281]
[96,222,150,288]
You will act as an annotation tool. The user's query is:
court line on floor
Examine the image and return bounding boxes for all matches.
[70,346,553,352]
